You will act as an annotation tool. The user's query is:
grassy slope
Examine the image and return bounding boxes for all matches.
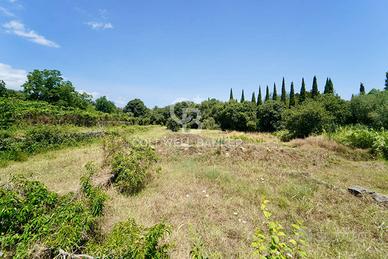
[0,126,387,258]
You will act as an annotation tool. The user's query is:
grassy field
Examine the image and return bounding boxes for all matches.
[1,126,387,258]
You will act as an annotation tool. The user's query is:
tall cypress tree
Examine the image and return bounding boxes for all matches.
[311,76,319,98]
[324,78,329,94]
[299,78,306,103]
[327,78,334,94]
[229,88,234,101]
[289,82,295,108]
[281,77,287,103]
[360,83,365,95]
[257,86,262,105]
[385,72,388,91]
[265,85,270,102]
[272,83,277,101]
[251,92,256,103]
[240,90,245,102]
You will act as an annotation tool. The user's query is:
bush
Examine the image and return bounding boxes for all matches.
[104,136,159,195]
[0,177,98,258]
[0,99,15,129]
[166,117,181,132]
[283,101,333,138]
[81,162,108,217]
[257,101,285,132]
[219,101,257,131]
[0,173,171,258]
[350,90,388,129]
[252,198,307,258]
[0,126,104,164]
[330,126,388,159]
[87,219,171,258]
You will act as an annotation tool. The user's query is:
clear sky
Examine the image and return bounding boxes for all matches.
[1,0,387,107]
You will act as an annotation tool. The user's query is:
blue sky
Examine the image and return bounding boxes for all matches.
[1,0,387,107]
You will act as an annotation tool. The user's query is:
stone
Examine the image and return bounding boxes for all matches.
[348,186,388,205]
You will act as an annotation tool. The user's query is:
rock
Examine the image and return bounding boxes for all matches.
[372,193,388,203]
[348,186,370,197]
[348,186,388,205]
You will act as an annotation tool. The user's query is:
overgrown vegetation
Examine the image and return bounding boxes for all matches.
[329,126,388,159]
[252,199,307,258]
[0,125,104,165]
[86,219,171,258]
[0,177,99,258]
[0,167,170,258]
[103,136,159,195]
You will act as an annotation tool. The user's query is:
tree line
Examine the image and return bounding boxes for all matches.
[1,69,387,139]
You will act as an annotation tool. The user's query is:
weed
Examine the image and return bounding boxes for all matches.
[104,136,159,195]
[252,198,307,258]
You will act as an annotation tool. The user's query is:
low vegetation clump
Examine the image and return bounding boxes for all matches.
[329,126,388,159]
[103,136,159,195]
[252,199,307,258]
[86,219,171,258]
[0,177,99,258]
[0,171,171,258]
[0,126,104,165]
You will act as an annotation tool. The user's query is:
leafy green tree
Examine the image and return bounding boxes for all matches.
[272,83,277,101]
[95,96,116,113]
[318,94,350,126]
[289,82,296,108]
[0,80,7,97]
[311,76,319,98]
[124,98,148,117]
[385,72,388,91]
[350,90,388,129]
[265,86,270,102]
[360,83,366,95]
[281,77,287,104]
[240,90,245,102]
[219,101,257,131]
[257,86,262,106]
[229,88,234,101]
[251,92,256,103]
[284,100,332,138]
[22,69,91,108]
[299,78,307,103]
[257,101,285,132]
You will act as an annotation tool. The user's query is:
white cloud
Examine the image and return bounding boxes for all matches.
[86,21,113,30]
[0,63,27,90]
[3,20,60,48]
[0,6,15,17]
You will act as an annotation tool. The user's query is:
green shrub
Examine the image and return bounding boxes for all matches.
[252,198,307,258]
[0,99,15,129]
[350,90,388,129]
[257,101,285,132]
[330,126,388,159]
[0,169,171,258]
[283,101,333,138]
[166,117,181,132]
[104,136,159,195]
[87,218,170,258]
[0,126,104,164]
[81,162,108,217]
[219,101,257,132]
[0,177,98,258]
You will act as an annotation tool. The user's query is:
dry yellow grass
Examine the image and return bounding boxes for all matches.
[1,126,387,258]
